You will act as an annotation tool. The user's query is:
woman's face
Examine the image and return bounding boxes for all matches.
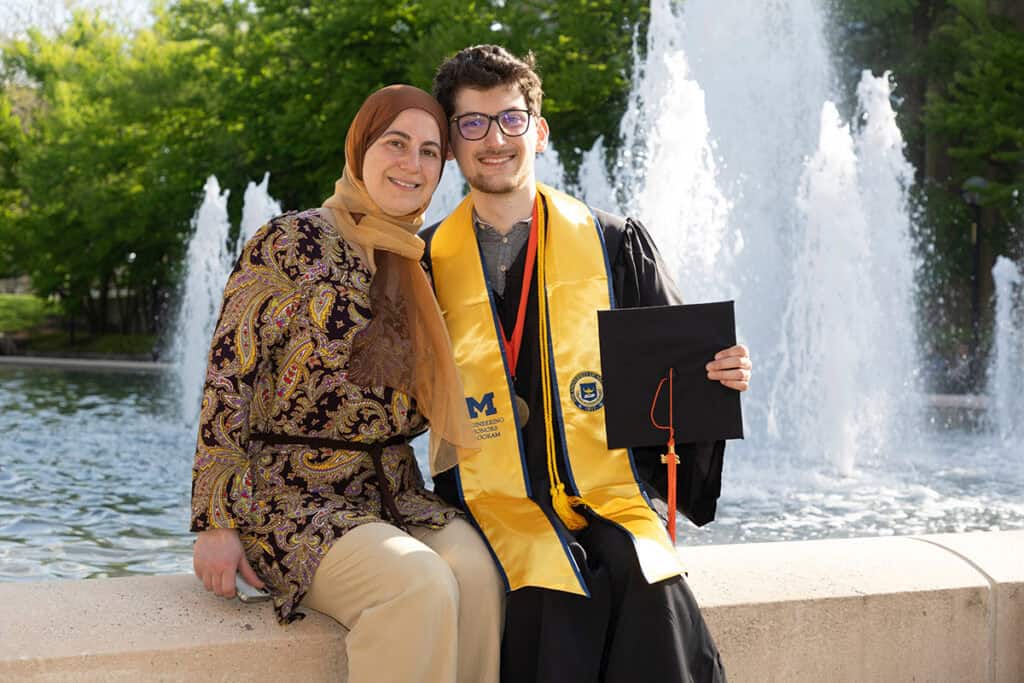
[361,108,444,217]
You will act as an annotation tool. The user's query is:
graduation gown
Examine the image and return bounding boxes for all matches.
[422,205,727,683]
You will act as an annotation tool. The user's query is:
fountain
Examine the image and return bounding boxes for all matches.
[561,0,1023,544]
[4,0,1024,586]
[238,172,283,255]
[170,174,281,425]
[988,256,1023,442]
[572,0,921,477]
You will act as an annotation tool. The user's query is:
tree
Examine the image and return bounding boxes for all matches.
[0,92,27,278]
[1,11,220,334]
[926,15,1024,214]
[833,0,1024,385]
[1,0,651,340]
[164,0,649,207]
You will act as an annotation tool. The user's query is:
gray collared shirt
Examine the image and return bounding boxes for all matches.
[473,210,532,297]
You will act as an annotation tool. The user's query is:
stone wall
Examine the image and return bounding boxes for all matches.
[1,530,1020,682]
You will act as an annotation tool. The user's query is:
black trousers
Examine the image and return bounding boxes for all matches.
[501,516,726,683]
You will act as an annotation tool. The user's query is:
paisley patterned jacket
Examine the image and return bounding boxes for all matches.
[190,209,459,622]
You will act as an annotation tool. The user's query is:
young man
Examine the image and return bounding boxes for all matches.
[422,45,751,682]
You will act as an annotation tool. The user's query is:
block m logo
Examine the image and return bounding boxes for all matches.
[466,392,497,419]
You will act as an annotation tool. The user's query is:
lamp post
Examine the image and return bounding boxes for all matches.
[960,175,989,388]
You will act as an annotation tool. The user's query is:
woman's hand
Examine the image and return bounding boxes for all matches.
[706,344,751,392]
[193,528,265,598]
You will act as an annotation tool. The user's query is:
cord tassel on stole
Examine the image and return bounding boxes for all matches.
[536,196,593,531]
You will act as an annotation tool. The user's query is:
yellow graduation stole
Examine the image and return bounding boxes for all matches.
[431,184,682,594]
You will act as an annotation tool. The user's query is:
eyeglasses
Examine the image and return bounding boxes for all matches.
[450,109,533,141]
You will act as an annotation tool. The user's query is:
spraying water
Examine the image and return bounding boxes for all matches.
[238,172,282,255]
[988,256,1023,442]
[576,0,921,474]
[170,176,232,425]
[607,0,735,302]
[172,174,281,426]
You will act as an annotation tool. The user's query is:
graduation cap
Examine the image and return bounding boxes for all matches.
[598,301,743,541]
[598,301,744,449]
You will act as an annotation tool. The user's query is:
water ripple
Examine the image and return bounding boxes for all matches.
[2,366,1022,579]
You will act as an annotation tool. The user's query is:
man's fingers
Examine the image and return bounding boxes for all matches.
[710,366,751,391]
[707,368,751,382]
[706,356,752,372]
[239,557,265,589]
[708,344,752,392]
[714,344,749,360]
[721,379,749,392]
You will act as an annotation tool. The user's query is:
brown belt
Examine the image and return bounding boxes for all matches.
[251,432,409,529]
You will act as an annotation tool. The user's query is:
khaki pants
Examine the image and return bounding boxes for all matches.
[302,518,503,683]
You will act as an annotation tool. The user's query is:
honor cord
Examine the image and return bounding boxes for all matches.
[536,194,591,531]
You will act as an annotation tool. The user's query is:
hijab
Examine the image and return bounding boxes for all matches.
[321,84,477,475]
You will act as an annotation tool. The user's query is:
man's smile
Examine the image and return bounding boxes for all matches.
[477,152,517,166]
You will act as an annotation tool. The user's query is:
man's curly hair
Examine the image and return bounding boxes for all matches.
[433,44,544,120]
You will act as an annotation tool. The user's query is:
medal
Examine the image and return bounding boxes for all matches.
[497,198,540,429]
[514,394,530,428]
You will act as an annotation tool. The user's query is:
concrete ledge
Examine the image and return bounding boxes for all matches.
[0,355,170,373]
[915,532,1024,683]
[0,575,346,681]
[1,530,1020,681]
[684,531,1023,682]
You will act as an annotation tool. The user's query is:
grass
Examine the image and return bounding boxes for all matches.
[0,293,158,357]
[0,294,58,333]
[22,332,158,356]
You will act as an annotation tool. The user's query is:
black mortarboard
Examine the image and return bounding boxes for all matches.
[598,301,744,448]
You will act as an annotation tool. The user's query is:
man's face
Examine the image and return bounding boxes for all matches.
[449,85,549,196]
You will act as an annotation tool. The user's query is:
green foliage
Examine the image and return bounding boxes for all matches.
[1,12,210,332]
[833,0,1024,381]
[0,92,26,277]
[0,293,57,333]
[835,0,1022,215]
[925,17,1024,211]
[163,0,647,209]
[838,0,918,22]
[0,1,649,340]
[21,331,156,355]
[489,0,648,174]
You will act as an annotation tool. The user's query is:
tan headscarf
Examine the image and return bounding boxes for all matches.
[321,84,477,476]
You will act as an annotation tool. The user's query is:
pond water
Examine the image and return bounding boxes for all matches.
[2,365,1022,581]
[0,367,193,581]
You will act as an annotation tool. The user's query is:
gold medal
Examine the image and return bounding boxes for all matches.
[515,394,530,427]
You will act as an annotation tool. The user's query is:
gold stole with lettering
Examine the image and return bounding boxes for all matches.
[431,183,681,594]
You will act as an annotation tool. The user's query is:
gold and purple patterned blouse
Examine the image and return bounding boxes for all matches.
[190,209,460,623]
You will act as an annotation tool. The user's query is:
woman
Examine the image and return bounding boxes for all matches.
[190,85,501,683]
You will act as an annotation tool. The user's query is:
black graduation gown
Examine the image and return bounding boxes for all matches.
[421,204,727,683]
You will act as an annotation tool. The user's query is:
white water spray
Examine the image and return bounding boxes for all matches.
[988,256,1023,441]
[575,0,921,473]
[610,0,734,302]
[172,174,281,426]
[238,172,282,255]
